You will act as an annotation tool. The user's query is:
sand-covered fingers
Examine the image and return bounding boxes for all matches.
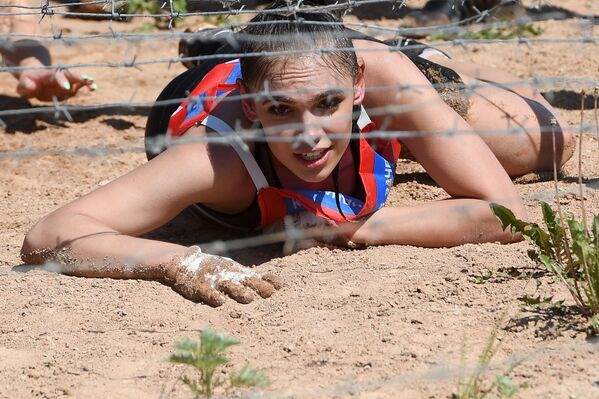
[208,263,281,302]
[218,280,256,304]
[165,246,282,306]
[261,273,284,290]
[165,263,226,307]
[242,277,275,298]
[185,278,226,307]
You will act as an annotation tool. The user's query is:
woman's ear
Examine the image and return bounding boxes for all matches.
[237,79,259,122]
[353,58,366,106]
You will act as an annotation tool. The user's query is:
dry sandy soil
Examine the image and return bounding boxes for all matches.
[1,1,599,398]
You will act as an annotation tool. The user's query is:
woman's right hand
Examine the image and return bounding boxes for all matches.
[164,246,282,307]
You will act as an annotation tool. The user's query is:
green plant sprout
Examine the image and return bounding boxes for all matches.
[201,13,242,26]
[118,0,187,28]
[470,269,494,284]
[491,202,599,333]
[168,329,269,399]
[516,294,562,308]
[429,23,543,41]
[452,324,523,399]
[492,90,599,334]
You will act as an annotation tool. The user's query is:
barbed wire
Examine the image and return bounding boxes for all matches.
[0,0,107,9]
[1,2,597,152]
[2,0,560,42]
[3,4,599,395]
[2,3,598,247]
[1,75,598,117]
[2,63,598,157]
[3,123,598,161]
[0,16,596,46]
[2,34,598,74]
[0,0,393,17]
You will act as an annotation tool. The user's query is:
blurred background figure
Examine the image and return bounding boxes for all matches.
[0,0,96,101]
[411,0,523,25]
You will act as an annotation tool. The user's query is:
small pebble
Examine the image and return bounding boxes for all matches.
[283,345,294,353]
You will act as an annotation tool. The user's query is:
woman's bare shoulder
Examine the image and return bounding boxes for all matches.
[167,126,257,213]
[353,38,432,87]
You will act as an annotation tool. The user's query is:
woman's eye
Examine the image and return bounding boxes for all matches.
[268,104,290,116]
[319,97,342,110]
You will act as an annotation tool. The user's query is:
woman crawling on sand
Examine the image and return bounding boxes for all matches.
[21,2,574,306]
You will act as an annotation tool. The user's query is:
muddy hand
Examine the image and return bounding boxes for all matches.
[165,246,282,307]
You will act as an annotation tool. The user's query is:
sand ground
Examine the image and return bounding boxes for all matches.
[1,1,599,398]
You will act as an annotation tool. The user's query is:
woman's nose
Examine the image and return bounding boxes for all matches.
[299,112,327,144]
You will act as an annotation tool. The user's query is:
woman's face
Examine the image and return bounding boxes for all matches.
[241,55,365,183]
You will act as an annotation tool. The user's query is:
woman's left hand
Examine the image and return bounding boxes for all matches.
[264,212,360,249]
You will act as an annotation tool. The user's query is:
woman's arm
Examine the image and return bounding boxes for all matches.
[348,199,518,247]
[21,130,279,305]
[351,40,525,246]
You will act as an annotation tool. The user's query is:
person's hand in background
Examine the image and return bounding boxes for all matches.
[1,1,96,101]
[15,56,96,101]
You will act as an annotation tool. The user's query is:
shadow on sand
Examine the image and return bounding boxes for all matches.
[543,90,598,111]
[0,95,151,134]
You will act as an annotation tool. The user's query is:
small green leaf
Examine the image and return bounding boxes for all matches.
[517,295,554,306]
[496,375,520,398]
[490,204,551,251]
[230,365,270,388]
[200,329,240,354]
[568,218,587,243]
[541,202,555,228]
[541,201,562,249]
[590,315,599,335]
[169,329,269,399]
[490,203,524,233]
[538,254,555,272]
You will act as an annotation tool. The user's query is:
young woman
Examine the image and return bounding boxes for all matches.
[21,3,573,306]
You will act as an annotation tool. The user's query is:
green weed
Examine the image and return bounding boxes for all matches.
[119,0,187,28]
[516,294,563,308]
[201,14,242,26]
[452,323,522,399]
[470,269,494,284]
[168,329,269,399]
[491,203,599,333]
[429,23,543,41]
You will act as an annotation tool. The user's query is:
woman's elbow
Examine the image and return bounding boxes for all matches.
[21,217,55,264]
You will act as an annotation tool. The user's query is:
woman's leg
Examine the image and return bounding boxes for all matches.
[426,55,575,177]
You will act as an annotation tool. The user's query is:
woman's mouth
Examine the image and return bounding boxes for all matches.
[299,150,325,161]
[294,149,330,167]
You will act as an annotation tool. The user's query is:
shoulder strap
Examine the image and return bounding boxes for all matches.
[357,105,373,130]
[200,115,269,191]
